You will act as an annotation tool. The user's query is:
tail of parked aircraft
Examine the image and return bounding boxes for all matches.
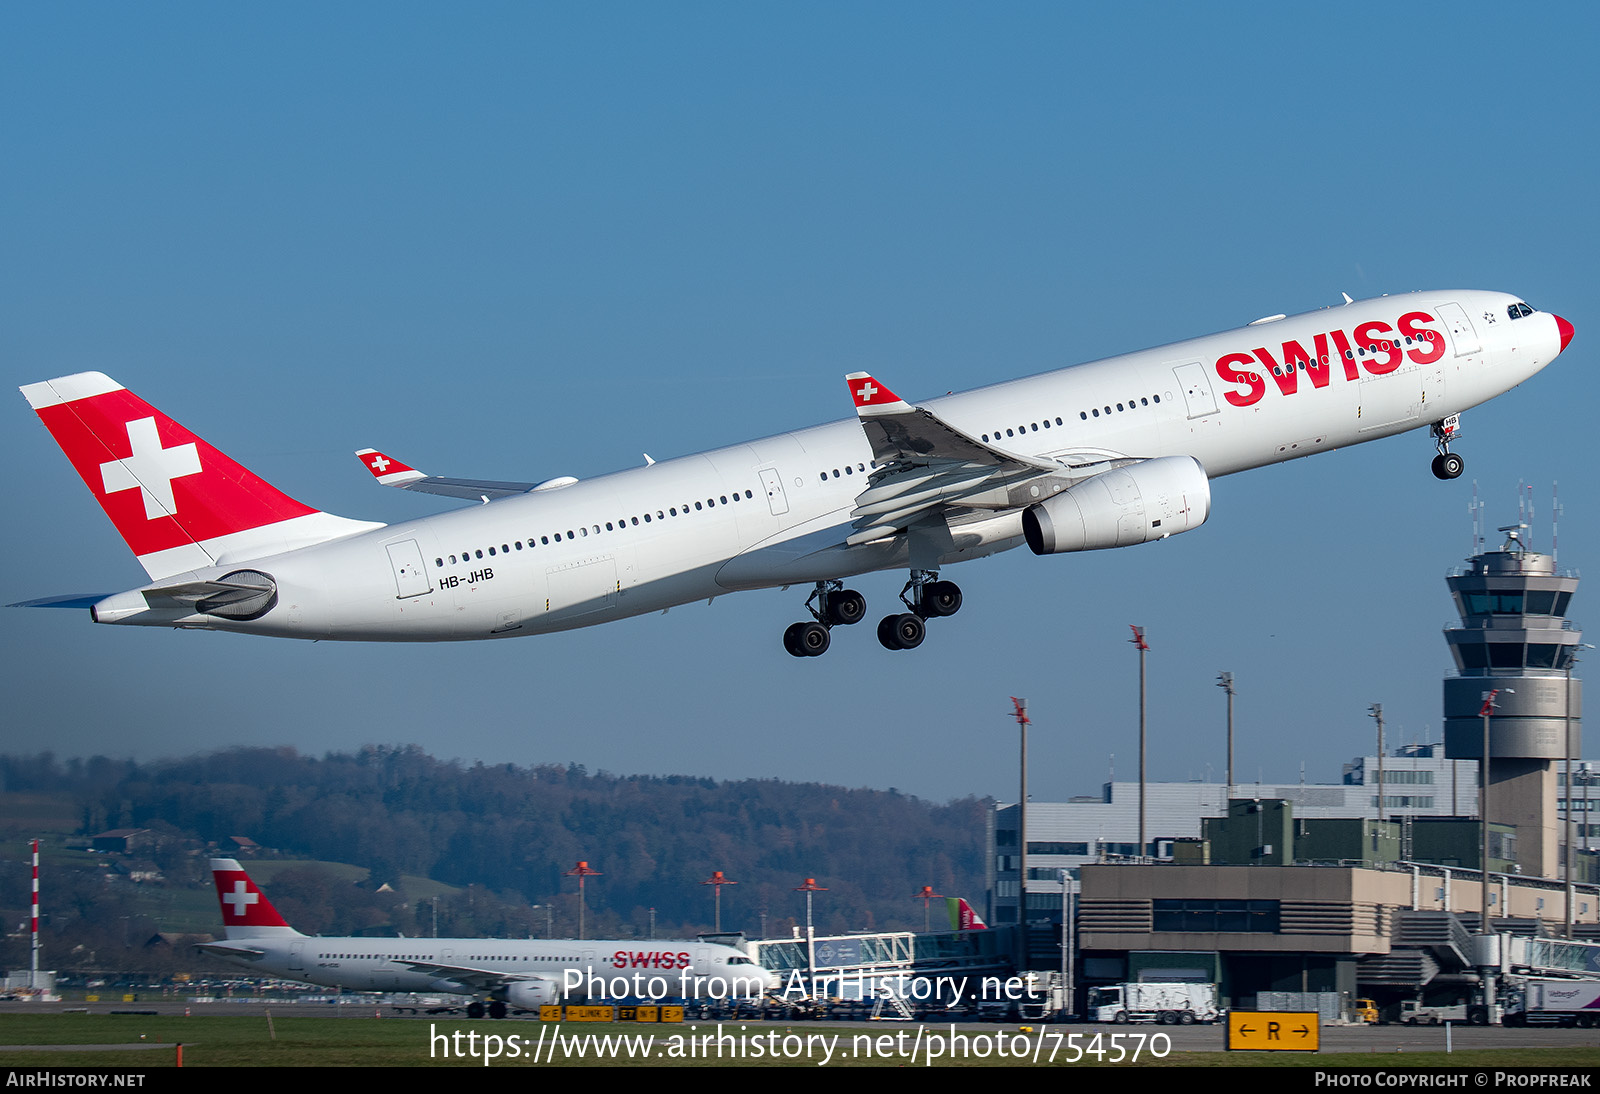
[20,373,381,580]
[948,897,987,930]
[210,858,302,940]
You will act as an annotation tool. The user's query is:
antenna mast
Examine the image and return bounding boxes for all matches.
[1553,481,1562,566]
[1471,482,1483,556]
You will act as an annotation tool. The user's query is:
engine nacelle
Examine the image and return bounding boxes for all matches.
[504,978,562,1009]
[1021,456,1210,555]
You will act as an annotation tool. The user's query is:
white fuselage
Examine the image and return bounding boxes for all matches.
[210,934,778,1002]
[113,290,1562,640]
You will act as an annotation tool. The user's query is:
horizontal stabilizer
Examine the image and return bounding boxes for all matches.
[8,593,111,609]
[355,448,574,500]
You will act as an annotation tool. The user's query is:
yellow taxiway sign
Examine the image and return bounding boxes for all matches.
[1226,1010,1319,1051]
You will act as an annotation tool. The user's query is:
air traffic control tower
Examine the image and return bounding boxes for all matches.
[1443,525,1582,878]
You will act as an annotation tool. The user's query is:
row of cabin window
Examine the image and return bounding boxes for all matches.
[435,488,757,567]
[821,462,870,481]
[988,329,1458,436]
[1264,331,1441,375]
[980,396,1163,439]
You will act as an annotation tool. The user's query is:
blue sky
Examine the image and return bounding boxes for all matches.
[3,3,1596,805]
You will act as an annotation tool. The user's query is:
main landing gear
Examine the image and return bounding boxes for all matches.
[782,580,866,658]
[877,569,962,652]
[1431,415,1464,480]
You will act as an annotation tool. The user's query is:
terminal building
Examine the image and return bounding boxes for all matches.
[989,746,1480,922]
[985,523,1600,1011]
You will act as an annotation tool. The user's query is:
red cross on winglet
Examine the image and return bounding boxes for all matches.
[845,372,906,410]
[355,448,417,479]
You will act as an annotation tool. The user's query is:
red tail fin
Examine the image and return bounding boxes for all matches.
[948,897,988,930]
[210,858,300,939]
[22,373,379,579]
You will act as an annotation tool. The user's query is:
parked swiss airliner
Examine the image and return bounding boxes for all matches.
[17,290,1573,656]
[202,859,778,1017]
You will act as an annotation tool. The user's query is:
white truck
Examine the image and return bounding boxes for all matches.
[1088,982,1220,1025]
[1504,979,1600,1028]
[1398,1000,1474,1025]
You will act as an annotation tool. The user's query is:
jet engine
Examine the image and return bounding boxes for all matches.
[504,978,562,1009]
[1021,456,1210,555]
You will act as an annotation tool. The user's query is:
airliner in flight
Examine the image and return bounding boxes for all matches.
[201,859,779,1018]
[18,290,1572,656]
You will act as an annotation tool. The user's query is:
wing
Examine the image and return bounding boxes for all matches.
[391,958,554,993]
[844,372,1120,545]
[355,449,576,502]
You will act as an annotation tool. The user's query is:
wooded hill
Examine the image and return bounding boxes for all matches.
[0,746,988,965]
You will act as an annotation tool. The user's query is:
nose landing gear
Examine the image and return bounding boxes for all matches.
[1431,416,1464,480]
[781,580,866,658]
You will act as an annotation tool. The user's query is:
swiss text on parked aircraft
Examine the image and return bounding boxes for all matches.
[18,291,1573,656]
[201,859,778,1018]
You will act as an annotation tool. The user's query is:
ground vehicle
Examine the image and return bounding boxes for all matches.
[1354,998,1379,1023]
[1504,979,1600,1027]
[1399,1000,1473,1025]
[1087,982,1219,1024]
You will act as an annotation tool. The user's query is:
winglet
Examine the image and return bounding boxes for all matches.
[355,448,427,488]
[845,372,913,417]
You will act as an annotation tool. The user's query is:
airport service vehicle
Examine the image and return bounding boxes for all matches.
[1503,978,1600,1027]
[200,859,779,1018]
[1088,982,1220,1024]
[1399,1000,1473,1025]
[18,291,1572,656]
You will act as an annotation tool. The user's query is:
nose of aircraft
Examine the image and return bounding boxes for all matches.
[1555,314,1575,353]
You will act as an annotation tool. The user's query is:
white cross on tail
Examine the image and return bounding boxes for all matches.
[222,880,258,918]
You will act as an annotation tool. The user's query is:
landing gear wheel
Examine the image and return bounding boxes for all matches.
[489,1000,508,1020]
[784,620,830,657]
[1431,452,1464,480]
[467,1001,486,1019]
[826,589,866,626]
[797,620,830,656]
[878,615,902,650]
[921,580,963,618]
[883,613,925,650]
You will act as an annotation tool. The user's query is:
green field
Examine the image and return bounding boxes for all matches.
[3,1014,1599,1068]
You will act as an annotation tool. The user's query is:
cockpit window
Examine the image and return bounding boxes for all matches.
[1508,302,1534,320]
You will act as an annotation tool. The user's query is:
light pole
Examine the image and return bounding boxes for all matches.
[1129,627,1149,855]
[1058,868,1076,1019]
[914,886,943,933]
[1369,704,1386,822]
[795,878,827,991]
[1217,672,1235,799]
[703,871,737,933]
[564,860,602,940]
[1010,697,1031,925]
[1564,645,1591,939]
[1478,690,1508,933]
